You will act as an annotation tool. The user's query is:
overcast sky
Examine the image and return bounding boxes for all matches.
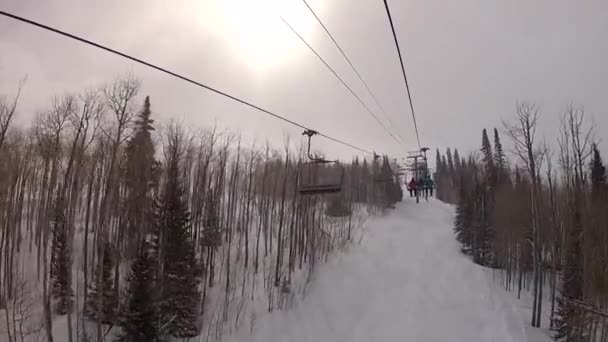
[1,0,606,163]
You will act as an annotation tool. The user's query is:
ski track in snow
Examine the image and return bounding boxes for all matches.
[226,198,551,342]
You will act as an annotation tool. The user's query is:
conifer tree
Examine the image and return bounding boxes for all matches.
[481,129,496,188]
[156,127,202,338]
[446,148,455,175]
[590,144,606,201]
[434,150,442,201]
[378,156,402,206]
[201,190,222,250]
[117,241,159,342]
[351,157,361,202]
[493,128,509,186]
[360,158,371,204]
[436,149,443,174]
[553,211,584,341]
[86,242,117,324]
[471,183,493,266]
[50,199,73,315]
[469,184,484,264]
[453,149,462,175]
[124,96,158,246]
[479,130,497,265]
[454,186,474,253]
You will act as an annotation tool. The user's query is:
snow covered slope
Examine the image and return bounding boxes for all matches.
[225,198,552,342]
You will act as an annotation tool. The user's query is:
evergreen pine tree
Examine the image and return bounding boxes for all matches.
[454,160,476,254]
[156,135,202,338]
[351,157,362,202]
[453,149,462,175]
[493,128,509,186]
[201,190,222,250]
[361,158,371,203]
[200,189,221,295]
[435,149,443,174]
[376,156,399,206]
[441,155,448,175]
[86,242,117,324]
[124,96,158,249]
[435,149,444,200]
[553,210,584,341]
[461,156,467,171]
[481,129,496,188]
[585,144,607,327]
[470,183,484,264]
[471,183,493,266]
[446,148,455,175]
[446,149,457,202]
[453,154,494,266]
[442,154,452,201]
[590,144,607,201]
[384,156,403,204]
[117,241,160,342]
[50,199,73,315]
[454,185,474,253]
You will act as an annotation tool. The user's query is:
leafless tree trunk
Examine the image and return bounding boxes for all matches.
[96,74,139,341]
[545,145,560,327]
[0,78,25,151]
[504,102,543,327]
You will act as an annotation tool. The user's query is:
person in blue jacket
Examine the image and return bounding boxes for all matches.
[423,174,435,197]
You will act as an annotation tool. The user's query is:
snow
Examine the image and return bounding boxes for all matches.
[225,198,553,342]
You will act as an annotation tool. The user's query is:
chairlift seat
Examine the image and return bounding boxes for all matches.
[298,129,345,195]
[299,184,342,195]
[298,161,344,195]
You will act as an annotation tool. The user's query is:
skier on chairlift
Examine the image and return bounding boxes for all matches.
[416,177,427,200]
[408,178,417,198]
[423,174,435,198]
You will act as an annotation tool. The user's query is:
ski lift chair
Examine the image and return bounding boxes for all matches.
[298,130,345,195]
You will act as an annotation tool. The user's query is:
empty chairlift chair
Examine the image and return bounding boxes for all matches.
[298,130,345,195]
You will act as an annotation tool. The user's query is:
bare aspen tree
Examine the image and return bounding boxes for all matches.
[544,143,561,326]
[563,105,594,192]
[0,130,30,310]
[95,74,139,341]
[223,137,240,322]
[503,102,543,327]
[553,105,596,339]
[274,144,290,288]
[0,78,25,151]
[241,148,256,298]
[3,266,42,342]
[33,94,75,342]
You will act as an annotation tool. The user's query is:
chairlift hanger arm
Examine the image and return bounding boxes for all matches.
[303,129,334,163]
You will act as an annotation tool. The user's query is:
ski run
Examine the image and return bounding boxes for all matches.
[227,198,552,342]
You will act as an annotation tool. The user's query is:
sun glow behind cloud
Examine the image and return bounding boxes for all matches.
[202,0,318,75]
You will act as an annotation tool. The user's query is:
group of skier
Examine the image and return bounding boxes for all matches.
[407,174,434,199]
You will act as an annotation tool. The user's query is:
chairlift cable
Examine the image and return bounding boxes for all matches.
[300,0,407,145]
[279,15,405,148]
[381,0,422,150]
[0,10,375,156]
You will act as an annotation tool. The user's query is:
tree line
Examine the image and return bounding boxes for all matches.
[435,102,608,341]
[0,74,403,342]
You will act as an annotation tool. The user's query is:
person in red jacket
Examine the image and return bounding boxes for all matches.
[407,178,417,198]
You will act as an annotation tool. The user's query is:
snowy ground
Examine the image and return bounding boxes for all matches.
[225,198,553,342]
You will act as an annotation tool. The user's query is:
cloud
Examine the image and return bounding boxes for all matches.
[1,0,606,159]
